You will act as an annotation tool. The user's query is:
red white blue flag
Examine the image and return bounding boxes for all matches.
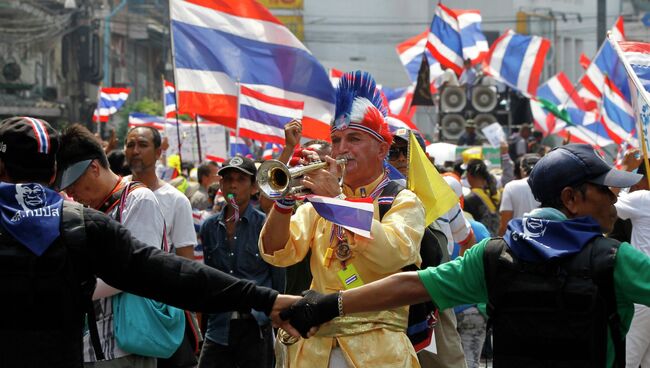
[484,30,550,97]
[93,87,130,123]
[170,0,334,140]
[229,131,252,158]
[396,31,442,84]
[128,112,167,131]
[238,85,304,144]
[164,80,177,118]
[262,142,281,160]
[307,195,374,238]
[426,4,488,75]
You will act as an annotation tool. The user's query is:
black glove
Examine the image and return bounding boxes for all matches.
[280,290,339,338]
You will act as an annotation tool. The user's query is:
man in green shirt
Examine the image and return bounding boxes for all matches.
[282,144,650,368]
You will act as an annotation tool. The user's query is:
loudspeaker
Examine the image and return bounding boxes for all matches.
[474,113,497,138]
[440,114,465,140]
[471,86,498,112]
[440,86,466,113]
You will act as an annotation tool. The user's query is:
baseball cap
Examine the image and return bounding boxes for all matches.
[392,128,426,151]
[528,144,642,202]
[55,125,107,190]
[465,119,476,128]
[520,153,540,173]
[219,156,257,177]
[0,116,59,181]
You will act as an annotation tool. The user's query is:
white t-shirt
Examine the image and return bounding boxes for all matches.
[154,182,198,250]
[499,178,540,219]
[615,190,650,256]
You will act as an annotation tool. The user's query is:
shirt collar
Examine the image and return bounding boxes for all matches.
[342,172,386,198]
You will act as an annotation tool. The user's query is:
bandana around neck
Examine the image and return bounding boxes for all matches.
[0,182,63,255]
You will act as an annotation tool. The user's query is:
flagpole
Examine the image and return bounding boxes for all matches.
[236,79,241,139]
[609,33,650,189]
[96,82,102,136]
[194,115,203,163]
[167,0,183,164]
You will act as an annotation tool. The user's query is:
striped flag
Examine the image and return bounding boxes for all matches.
[396,31,442,84]
[92,87,130,123]
[426,3,488,75]
[612,39,650,176]
[611,16,626,42]
[484,29,550,96]
[306,195,375,238]
[382,86,415,117]
[170,0,334,140]
[229,131,252,158]
[262,143,281,160]
[163,80,177,118]
[329,68,343,88]
[238,85,304,144]
[128,112,167,130]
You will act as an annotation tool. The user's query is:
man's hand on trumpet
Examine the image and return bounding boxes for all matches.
[301,155,344,198]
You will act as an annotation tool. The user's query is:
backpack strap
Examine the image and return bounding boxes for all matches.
[483,237,506,318]
[590,236,625,368]
[378,180,405,221]
[98,180,147,222]
[61,201,105,361]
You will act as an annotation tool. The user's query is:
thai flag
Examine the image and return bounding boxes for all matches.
[385,114,418,133]
[238,84,304,144]
[579,53,591,70]
[611,16,626,42]
[128,112,167,130]
[382,86,415,117]
[579,40,631,106]
[164,80,177,118]
[530,73,573,136]
[92,87,130,123]
[262,143,281,160]
[616,40,650,157]
[396,31,442,84]
[306,195,374,238]
[426,4,488,75]
[600,76,637,146]
[484,30,550,96]
[170,0,334,140]
[329,68,343,88]
[229,131,252,158]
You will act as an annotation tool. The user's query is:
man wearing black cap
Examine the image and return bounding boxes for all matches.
[0,117,301,368]
[198,156,284,368]
[282,143,650,368]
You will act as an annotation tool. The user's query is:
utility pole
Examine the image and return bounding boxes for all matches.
[597,0,606,46]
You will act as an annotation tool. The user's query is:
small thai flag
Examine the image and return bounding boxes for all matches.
[164,80,177,118]
[307,195,374,238]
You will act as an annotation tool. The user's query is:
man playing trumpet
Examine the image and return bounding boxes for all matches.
[259,71,425,367]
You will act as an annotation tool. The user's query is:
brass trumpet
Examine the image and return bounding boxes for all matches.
[256,158,347,199]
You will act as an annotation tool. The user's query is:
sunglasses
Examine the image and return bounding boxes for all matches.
[388,146,408,160]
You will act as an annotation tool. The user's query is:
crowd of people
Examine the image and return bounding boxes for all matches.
[2,70,650,368]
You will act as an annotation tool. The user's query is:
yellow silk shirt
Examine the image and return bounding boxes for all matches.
[260,174,425,368]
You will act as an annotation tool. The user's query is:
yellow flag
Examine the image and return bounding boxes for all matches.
[407,132,459,224]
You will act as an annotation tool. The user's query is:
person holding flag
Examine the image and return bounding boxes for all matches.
[259,71,425,367]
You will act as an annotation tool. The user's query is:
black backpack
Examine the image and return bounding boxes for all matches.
[0,201,103,367]
[378,181,448,352]
[483,237,625,368]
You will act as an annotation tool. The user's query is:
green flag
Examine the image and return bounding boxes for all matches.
[537,97,573,125]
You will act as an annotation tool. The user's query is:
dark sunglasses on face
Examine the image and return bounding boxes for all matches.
[388,146,408,160]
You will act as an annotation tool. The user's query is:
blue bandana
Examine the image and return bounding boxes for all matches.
[504,210,603,262]
[0,183,63,256]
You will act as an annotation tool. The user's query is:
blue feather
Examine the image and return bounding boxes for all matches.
[333,71,386,129]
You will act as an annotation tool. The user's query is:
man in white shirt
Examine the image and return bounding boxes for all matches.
[498,154,540,236]
[57,124,165,368]
[615,161,650,368]
[124,126,197,260]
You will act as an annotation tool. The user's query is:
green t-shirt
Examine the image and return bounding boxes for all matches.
[418,239,650,367]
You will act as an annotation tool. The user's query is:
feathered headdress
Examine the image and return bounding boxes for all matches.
[332,71,392,144]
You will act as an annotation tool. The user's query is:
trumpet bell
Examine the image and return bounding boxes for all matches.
[257,159,293,199]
